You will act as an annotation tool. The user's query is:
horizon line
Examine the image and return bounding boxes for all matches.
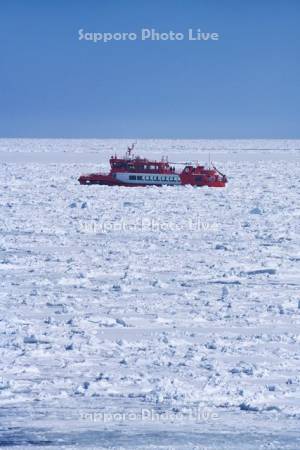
[0,137,300,140]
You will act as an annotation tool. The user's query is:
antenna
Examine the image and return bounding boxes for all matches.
[127,141,136,158]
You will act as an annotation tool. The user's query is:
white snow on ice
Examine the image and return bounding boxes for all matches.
[0,139,300,449]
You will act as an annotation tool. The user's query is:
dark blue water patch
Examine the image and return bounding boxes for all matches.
[0,428,300,449]
[0,428,57,446]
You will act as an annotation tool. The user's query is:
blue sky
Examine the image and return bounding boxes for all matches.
[0,0,299,138]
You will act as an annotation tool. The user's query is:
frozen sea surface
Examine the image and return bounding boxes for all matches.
[0,140,300,449]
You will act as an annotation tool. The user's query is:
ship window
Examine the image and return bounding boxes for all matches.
[112,173,116,178]
[137,176,143,180]
[129,175,136,180]
[195,176,203,182]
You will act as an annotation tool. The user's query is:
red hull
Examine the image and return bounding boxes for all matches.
[78,173,227,188]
